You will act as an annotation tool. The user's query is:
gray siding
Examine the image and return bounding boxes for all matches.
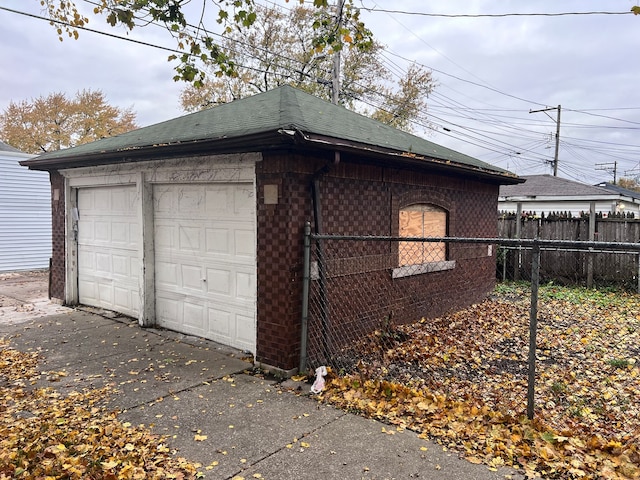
[0,152,52,272]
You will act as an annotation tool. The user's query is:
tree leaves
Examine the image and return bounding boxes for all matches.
[0,89,137,154]
[0,341,200,479]
[319,284,640,478]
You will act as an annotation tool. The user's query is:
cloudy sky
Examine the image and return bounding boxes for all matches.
[1,0,639,184]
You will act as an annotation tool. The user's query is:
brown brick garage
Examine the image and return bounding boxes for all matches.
[255,151,501,370]
[22,86,521,373]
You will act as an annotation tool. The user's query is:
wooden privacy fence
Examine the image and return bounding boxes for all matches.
[498,216,640,289]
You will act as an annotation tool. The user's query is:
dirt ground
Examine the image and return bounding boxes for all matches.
[0,270,71,325]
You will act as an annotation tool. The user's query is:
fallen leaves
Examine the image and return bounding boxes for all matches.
[0,341,201,479]
[319,283,640,479]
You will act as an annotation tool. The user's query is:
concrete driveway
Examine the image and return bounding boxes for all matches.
[0,271,523,479]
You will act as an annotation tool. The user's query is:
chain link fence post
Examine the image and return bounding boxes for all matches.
[299,221,312,373]
[527,239,541,420]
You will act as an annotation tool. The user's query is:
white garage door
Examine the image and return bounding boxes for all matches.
[153,183,256,353]
[77,185,140,317]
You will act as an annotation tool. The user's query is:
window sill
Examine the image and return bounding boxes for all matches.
[392,260,456,279]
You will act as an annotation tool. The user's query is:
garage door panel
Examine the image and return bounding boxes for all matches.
[205,228,229,254]
[156,296,180,330]
[208,308,231,338]
[78,185,139,318]
[112,254,131,277]
[179,226,202,251]
[98,282,113,304]
[205,268,231,295]
[181,264,204,291]
[236,271,255,300]
[78,279,96,300]
[234,229,256,257]
[183,302,205,330]
[235,313,256,346]
[179,188,206,213]
[155,225,175,248]
[155,260,180,288]
[233,186,255,214]
[95,252,112,274]
[154,183,256,353]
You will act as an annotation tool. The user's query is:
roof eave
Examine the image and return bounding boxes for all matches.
[294,131,523,184]
[19,131,291,170]
[20,127,522,185]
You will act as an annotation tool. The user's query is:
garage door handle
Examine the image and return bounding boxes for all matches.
[202,278,207,282]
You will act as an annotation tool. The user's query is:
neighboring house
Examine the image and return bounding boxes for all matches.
[0,141,52,272]
[499,174,640,217]
[22,86,519,372]
[595,181,640,209]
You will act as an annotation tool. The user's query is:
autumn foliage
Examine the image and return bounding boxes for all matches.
[2,284,640,478]
[319,284,640,478]
[0,342,199,479]
[0,90,137,154]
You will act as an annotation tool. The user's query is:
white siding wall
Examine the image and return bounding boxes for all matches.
[499,199,639,217]
[0,152,52,272]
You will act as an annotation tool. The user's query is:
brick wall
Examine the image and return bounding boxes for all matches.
[49,170,65,301]
[255,151,501,371]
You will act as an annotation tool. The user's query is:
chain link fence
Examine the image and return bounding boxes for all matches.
[300,230,640,416]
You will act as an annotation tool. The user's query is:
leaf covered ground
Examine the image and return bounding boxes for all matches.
[0,341,201,479]
[318,283,640,479]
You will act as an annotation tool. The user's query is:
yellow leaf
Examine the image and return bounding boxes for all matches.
[300,442,310,448]
[53,443,67,453]
[466,456,483,464]
[102,460,119,469]
[194,434,208,441]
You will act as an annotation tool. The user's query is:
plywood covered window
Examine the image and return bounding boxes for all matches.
[399,204,447,266]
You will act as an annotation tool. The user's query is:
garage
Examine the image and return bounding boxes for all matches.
[153,183,257,353]
[77,185,140,317]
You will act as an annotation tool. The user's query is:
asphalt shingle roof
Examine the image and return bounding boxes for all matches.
[24,86,513,178]
[499,175,615,197]
[0,141,22,153]
[596,182,640,200]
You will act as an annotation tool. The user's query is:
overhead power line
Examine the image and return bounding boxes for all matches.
[361,8,634,18]
[3,1,639,183]
[0,5,183,55]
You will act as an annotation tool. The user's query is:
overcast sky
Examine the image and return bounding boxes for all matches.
[1,1,639,185]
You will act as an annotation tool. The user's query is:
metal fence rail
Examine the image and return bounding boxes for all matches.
[301,229,640,418]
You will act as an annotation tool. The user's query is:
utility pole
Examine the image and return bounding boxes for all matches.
[625,168,640,183]
[332,0,346,105]
[530,105,561,176]
[595,161,618,184]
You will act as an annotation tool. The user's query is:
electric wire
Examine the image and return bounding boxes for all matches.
[2,1,639,183]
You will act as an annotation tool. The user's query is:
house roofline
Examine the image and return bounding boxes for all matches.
[499,194,640,204]
[292,130,521,184]
[21,128,521,184]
